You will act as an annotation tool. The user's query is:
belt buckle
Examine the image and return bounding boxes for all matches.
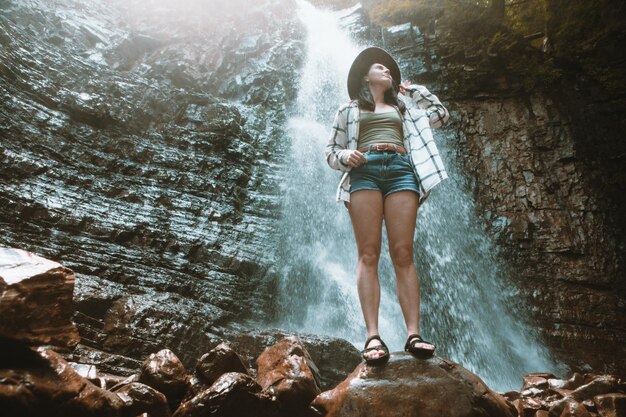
[375,144,385,152]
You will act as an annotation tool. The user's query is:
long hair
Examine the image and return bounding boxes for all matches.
[355,76,407,114]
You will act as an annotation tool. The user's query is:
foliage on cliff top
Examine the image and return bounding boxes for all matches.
[362,0,624,94]
[545,0,626,91]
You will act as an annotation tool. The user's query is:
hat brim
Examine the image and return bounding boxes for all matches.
[347,47,401,100]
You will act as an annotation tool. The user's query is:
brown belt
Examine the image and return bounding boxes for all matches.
[357,143,407,154]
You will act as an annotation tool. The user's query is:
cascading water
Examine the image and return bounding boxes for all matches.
[273,0,559,391]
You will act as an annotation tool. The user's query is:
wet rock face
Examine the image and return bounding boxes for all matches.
[310,353,516,417]
[0,0,303,371]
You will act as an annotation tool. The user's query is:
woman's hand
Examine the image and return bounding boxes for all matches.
[344,150,367,167]
[398,80,412,95]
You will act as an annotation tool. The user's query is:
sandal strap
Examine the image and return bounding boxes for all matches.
[407,334,434,347]
[361,345,386,353]
[363,335,386,349]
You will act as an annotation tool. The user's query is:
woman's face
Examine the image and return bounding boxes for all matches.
[364,62,393,90]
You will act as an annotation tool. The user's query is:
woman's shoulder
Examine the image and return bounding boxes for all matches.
[337,100,359,113]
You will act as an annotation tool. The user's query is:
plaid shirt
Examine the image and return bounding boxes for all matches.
[324,84,450,204]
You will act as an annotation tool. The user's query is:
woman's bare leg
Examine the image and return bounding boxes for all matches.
[348,190,385,360]
[384,191,434,351]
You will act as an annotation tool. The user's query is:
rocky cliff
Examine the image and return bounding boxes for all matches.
[1,0,624,382]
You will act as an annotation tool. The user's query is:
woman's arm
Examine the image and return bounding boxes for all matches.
[405,84,450,128]
[324,108,352,172]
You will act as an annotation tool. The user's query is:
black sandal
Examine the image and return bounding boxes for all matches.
[361,335,390,365]
[404,334,436,357]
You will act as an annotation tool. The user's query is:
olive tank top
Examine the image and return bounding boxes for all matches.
[357,111,404,149]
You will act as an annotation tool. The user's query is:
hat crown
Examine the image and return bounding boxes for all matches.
[347,47,401,100]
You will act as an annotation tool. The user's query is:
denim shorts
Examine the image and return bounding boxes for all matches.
[349,150,421,198]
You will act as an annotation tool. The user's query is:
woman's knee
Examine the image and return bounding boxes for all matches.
[358,250,380,268]
[389,245,414,269]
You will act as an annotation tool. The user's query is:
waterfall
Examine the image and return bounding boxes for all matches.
[273,0,559,391]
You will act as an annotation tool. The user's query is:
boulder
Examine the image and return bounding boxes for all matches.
[256,336,321,413]
[0,247,79,347]
[114,382,171,417]
[139,349,187,410]
[570,375,620,403]
[0,346,123,416]
[310,353,516,417]
[173,372,275,417]
[196,342,248,385]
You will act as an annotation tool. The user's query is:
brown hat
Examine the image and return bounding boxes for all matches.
[347,47,401,99]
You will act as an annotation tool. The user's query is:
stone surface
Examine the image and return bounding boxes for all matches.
[256,336,321,413]
[0,247,79,348]
[310,353,516,417]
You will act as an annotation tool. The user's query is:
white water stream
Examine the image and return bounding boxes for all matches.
[273,0,559,391]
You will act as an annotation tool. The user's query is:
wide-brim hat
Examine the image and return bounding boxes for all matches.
[347,47,401,100]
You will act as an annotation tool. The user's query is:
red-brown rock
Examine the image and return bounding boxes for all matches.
[228,329,361,390]
[173,372,275,417]
[594,393,626,417]
[256,336,321,413]
[310,353,516,417]
[114,381,171,417]
[522,373,556,391]
[196,342,248,385]
[139,349,187,410]
[0,247,79,347]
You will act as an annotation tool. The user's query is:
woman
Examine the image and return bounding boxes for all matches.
[324,47,450,365]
